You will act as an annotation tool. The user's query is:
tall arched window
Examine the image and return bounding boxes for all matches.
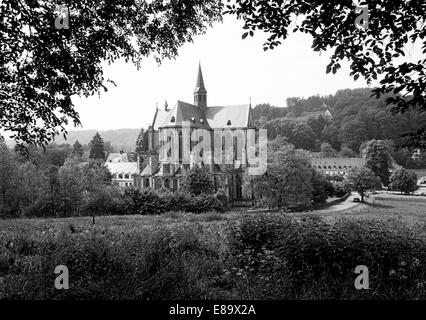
[179,131,183,161]
[233,136,238,160]
[165,178,170,189]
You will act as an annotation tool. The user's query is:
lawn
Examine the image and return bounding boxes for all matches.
[1,194,425,234]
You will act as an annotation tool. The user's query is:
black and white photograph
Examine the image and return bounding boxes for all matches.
[1,0,426,315]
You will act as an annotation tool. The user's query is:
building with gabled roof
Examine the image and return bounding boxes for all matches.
[136,64,255,200]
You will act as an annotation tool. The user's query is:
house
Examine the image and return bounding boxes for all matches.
[105,161,138,188]
[133,64,261,200]
[105,152,138,187]
[310,158,366,177]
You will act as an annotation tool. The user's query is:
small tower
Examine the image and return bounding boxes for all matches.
[194,63,207,111]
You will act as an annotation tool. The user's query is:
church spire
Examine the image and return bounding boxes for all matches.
[194,63,207,110]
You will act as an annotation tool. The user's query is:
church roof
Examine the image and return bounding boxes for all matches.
[159,101,211,129]
[206,104,251,128]
[153,102,252,130]
[151,108,172,130]
[150,64,252,131]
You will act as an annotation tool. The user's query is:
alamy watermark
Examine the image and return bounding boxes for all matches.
[54,5,69,29]
[158,127,268,176]
[355,5,369,30]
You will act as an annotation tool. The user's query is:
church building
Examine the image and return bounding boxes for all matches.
[134,64,256,201]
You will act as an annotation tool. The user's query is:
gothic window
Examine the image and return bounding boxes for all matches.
[170,116,175,123]
[233,136,238,160]
[179,131,183,161]
[227,120,231,126]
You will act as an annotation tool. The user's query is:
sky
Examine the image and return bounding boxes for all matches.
[68,14,419,131]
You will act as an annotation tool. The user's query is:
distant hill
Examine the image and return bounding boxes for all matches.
[54,129,140,152]
[6,128,141,152]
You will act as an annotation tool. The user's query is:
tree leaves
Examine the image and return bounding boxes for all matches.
[226,0,426,147]
[1,0,223,147]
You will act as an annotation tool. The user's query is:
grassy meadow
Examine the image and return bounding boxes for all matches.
[1,194,426,299]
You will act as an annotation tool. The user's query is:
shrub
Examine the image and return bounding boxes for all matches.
[81,187,127,216]
[389,168,419,194]
[180,166,214,196]
[184,194,225,214]
[0,226,229,299]
[122,189,224,215]
[332,181,347,197]
[214,189,230,211]
[228,215,426,299]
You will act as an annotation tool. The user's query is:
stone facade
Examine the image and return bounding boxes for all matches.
[133,64,255,200]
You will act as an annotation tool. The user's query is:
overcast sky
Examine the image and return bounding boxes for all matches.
[69,15,421,131]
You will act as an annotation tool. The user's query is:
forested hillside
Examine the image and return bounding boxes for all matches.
[253,88,426,168]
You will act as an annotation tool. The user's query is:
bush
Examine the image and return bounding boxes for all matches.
[180,166,214,196]
[332,181,347,197]
[215,189,231,211]
[187,194,225,214]
[81,187,127,216]
[0,226,228,299]
[228,215,426,299]
[123,188,225,215]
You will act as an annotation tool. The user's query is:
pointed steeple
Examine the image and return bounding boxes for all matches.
[194,63,206,93]
[194,63,207,110]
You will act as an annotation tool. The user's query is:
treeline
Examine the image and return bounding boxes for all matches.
[253,88,426,168]
[0,133,231,218]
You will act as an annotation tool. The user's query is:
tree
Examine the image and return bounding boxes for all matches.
[81,161,112,192]
[58,159,85,217]
[311,169,331,205]
[258,145,313,209]
[89,133,106,160]
[345,167,382,202]
[181,166,214,196]
[135,128,147,155]
[307,115,328,138]
[362,140,394,186]
[320,142,337,158]
[389,168,419,194]
[0,139,19,216]
[290,122,316,150]
[340,120,368,153]
[337,147,357,158]
[2,0,223,146]
[225,1,426,124]
[15,162,50,216]
[321,125,341,151]
[72,141,84,158]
